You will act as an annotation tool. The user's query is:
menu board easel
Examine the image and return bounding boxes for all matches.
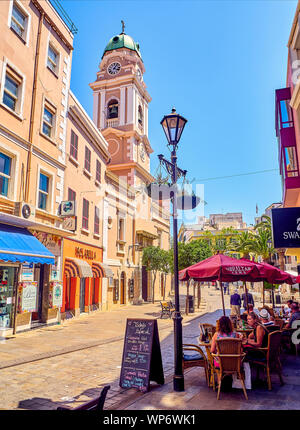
[119,318,164,392]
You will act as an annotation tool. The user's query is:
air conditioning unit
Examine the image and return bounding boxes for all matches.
[14,202,36,220]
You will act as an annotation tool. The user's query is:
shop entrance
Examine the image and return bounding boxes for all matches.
[79,278,86,313]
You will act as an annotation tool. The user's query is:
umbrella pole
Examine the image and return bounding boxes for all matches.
[263,282,265,306]
[198,282,201,308]
[220,277,226,316]
[243,281,248,312]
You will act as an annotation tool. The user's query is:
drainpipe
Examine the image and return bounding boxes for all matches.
[25,10,44,202]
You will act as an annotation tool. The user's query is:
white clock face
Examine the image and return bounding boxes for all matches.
[107,62,121,75]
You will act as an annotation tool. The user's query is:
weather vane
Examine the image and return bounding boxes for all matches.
[121,20,125,34]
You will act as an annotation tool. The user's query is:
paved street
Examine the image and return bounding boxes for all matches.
[1,285,295,411]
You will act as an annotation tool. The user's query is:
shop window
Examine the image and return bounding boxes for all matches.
[82,198,89,230]
[0,152,11,198]
[107,99,118,119]
[42,100,56,139]
[38,172,49,210]
[70,130,78,160]
[96,159,101,183]
[2,65,24,116]
[94,206,100,235]
[0,266,15,328]
[84,146,91,172]
[47,44,59,75]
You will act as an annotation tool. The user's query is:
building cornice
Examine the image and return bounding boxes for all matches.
[107,162,154,183]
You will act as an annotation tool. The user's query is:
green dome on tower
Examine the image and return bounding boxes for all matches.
[102,31,142,59]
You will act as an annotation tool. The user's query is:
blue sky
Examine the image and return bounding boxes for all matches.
[61,0,297,226]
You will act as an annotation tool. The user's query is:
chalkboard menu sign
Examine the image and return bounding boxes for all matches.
[119,318,164,392]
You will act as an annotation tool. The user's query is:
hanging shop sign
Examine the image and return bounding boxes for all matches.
[19,281,38,313]
[63,216,77,232]
[60,201,76,217]
[21,263,34,282]
[271,207,300,248]
[32,232,62,257]
[49,281,63,308]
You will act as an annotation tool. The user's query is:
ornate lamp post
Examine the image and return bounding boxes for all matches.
[159,108,187,392]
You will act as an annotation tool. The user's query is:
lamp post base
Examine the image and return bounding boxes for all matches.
[173,375,185,392]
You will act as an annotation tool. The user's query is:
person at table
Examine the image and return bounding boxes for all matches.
[283,300,293,317]
[284,302,300,329]
[259,308,277,330]
[243,312,271,349]
[210,316,242,356]
[243,304,259,317]
[230,289,241,317]
[241,290,254,311]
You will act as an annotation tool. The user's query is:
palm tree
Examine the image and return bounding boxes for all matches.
[247,227,275,263]
[227,231,253,259]
[254,215,272,232]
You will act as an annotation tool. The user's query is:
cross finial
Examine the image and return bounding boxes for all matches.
[121,20,125,34]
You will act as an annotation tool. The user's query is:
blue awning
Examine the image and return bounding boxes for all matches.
[0,224,55,264]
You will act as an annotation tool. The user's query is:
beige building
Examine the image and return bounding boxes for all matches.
[0,0,77,332]
[0,3,171,332]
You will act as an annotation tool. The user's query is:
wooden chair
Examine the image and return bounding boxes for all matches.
[57,385,110,411]
[212,338,248,400]
[199,323,216,341]
[160,301,175,319]
[247,331,284,390]
[182,344,209,386]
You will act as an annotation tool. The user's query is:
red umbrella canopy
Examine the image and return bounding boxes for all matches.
[240,259,297,285]
[179,254,261,282]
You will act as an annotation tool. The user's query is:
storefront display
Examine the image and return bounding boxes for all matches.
[18,282,38,313]
[49,281,63,308]
[0,267,16,328]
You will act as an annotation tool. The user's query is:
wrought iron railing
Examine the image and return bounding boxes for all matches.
[48,0,78,34]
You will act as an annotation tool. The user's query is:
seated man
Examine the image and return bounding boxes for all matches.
[243,304,259,317]
[283,300,293,318]
[259,308,275,328]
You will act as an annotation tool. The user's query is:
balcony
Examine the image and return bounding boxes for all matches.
[275,88,300,197]
[106,118,119,128]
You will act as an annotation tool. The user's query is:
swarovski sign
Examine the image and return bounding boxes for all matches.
[271,207,300,248]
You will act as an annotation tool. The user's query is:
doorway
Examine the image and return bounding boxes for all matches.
[79,278,86,313]
[120,272,126,304]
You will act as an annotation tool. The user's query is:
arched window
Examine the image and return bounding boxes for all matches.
[107,99,118,119]
[138,105,143,126]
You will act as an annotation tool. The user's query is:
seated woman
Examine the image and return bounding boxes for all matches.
[211,316,242,366]
[242,312,271,360]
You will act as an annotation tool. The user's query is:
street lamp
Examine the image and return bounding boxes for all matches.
[159,108,187,392]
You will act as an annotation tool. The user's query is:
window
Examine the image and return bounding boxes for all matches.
[94,206,100,235]
[42,100,56,139]
[118,217,125,241]
[70,130,78,160]
[107,100,118,119]
[85,147,91,172]
[138,105,143,126]
[10,3,26,39]
[2,66,23,114]
[47,44,59,75]
[82,198,89,230]
[96,160,101,183]
[38,173,49,210]
[0,152,11,197]
[68,188,76,202]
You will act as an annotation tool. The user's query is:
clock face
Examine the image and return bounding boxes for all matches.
[107,62,121,75]
[136,68,142,81]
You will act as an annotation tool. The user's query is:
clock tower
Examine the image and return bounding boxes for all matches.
[89,26,153,187]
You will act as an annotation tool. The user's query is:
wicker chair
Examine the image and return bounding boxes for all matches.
[199,323,216,341]
[212,338,248,400]
[182,344,209,386]
[247,330,284,390]
[274,318,285,330]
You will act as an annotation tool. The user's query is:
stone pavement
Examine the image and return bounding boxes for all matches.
[0,287,213,410]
